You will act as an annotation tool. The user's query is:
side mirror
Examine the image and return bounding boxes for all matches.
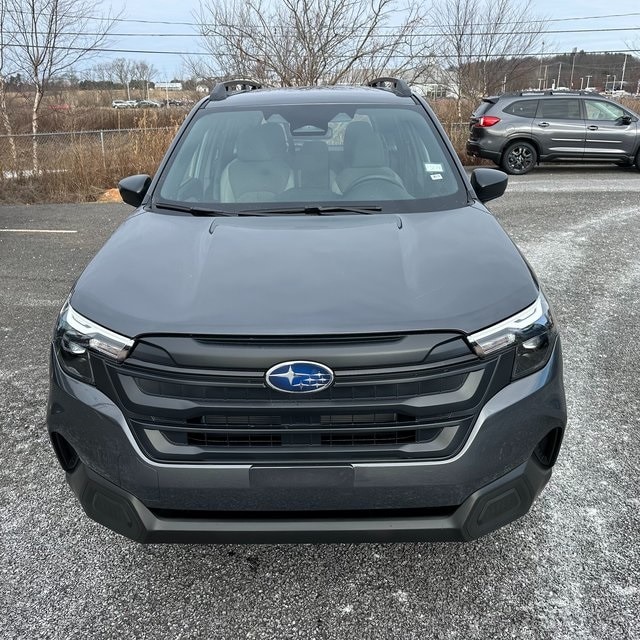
[470,168,508,203]
[118,174,151,208]
[618,114,632,125]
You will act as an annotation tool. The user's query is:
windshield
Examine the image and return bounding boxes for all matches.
[155,103,466,213]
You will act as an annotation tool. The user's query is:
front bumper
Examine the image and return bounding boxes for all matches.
[67,454,551,543]
[48,341,566,542]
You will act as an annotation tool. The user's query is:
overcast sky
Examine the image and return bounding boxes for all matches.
[103,0,640,78]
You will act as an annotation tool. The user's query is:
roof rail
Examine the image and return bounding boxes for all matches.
[516,89,601,96]
[209,79,264,101]
[366,77,412,98]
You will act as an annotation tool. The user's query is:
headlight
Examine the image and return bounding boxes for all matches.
[54,300,134,384]
[467,294,557,380]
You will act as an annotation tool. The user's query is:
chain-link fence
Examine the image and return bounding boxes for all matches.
[0,127,176,176]
[0,127,178,201]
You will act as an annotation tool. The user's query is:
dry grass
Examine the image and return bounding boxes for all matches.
[0,127,177,204]
[1,93,187,203]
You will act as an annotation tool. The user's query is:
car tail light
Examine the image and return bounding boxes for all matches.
[477,116,501,127]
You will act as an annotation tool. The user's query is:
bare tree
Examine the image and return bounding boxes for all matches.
[6,0,116,171]
[194,0,434,87]
[108,58,137,100]
[429,0,547,113]
[132,60,157,99]
[0,0,17,162]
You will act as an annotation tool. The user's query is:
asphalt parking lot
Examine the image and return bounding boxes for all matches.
[1,165,639,639]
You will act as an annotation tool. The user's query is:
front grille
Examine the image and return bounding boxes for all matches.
[132,372,468,403]
[187,432,282,447]
[191,412,418,428]
[320,430,416,446]
[101,332,511,463]
[182,429,418,448]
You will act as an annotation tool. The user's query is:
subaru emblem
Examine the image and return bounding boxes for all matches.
[265,361,334,394]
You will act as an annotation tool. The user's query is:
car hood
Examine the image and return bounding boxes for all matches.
[72,207,538,337]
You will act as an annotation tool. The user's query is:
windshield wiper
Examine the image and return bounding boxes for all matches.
[153,202,383,217]
[153,201,237,217]
[238,205,382,216]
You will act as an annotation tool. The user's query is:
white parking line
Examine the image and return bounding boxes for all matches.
[0,228,77,234]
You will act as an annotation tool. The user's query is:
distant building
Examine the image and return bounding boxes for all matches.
[155,82,183,91]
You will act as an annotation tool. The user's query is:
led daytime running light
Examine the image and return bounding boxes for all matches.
[62,303,134,362]
[468,296,547,358]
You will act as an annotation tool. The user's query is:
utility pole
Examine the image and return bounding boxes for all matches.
[557,62,562,87]
[502,75,507,93]
[606,74,611,92]
[585,75,592,89]
[543,65,548,89]
[580,77,584,90]
[620,54,628,94]
[570,47,578,88]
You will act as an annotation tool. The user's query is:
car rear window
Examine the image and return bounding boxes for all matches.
[472,100,495,117]
[503,100,538,118]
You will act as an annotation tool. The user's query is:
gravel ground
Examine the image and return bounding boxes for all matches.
[1,165,639,639]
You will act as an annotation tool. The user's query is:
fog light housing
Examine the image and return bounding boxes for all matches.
[50,432,80,472]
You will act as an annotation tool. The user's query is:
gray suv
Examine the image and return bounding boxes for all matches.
[467,90,640,174]
[47,78,566,543]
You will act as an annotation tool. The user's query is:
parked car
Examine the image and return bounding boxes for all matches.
[48,78,566,543]
[136,99,161,108]
[467,90,640,174]
[112,99,138,109]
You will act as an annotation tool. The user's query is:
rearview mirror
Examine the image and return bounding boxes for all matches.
[470,168,508,203]
[118,174,151,208]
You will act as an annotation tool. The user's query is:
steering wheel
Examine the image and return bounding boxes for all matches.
[342,174,409,198]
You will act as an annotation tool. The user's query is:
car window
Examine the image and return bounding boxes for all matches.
[585,100,626,121]
[537,99,582,120]
[156,104,466,214]
[472,100,494,117]
[503,100,538,118]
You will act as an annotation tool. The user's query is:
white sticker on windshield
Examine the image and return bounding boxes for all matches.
[430,173,443,181]
[424,163,444,172]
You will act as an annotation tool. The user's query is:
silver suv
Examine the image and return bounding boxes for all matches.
[467,91,640,174]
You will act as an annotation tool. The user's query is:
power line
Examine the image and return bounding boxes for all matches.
[5,9,640,29]
[4,25,640,38]
[19,45,640,58]
[111,9,640,27]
